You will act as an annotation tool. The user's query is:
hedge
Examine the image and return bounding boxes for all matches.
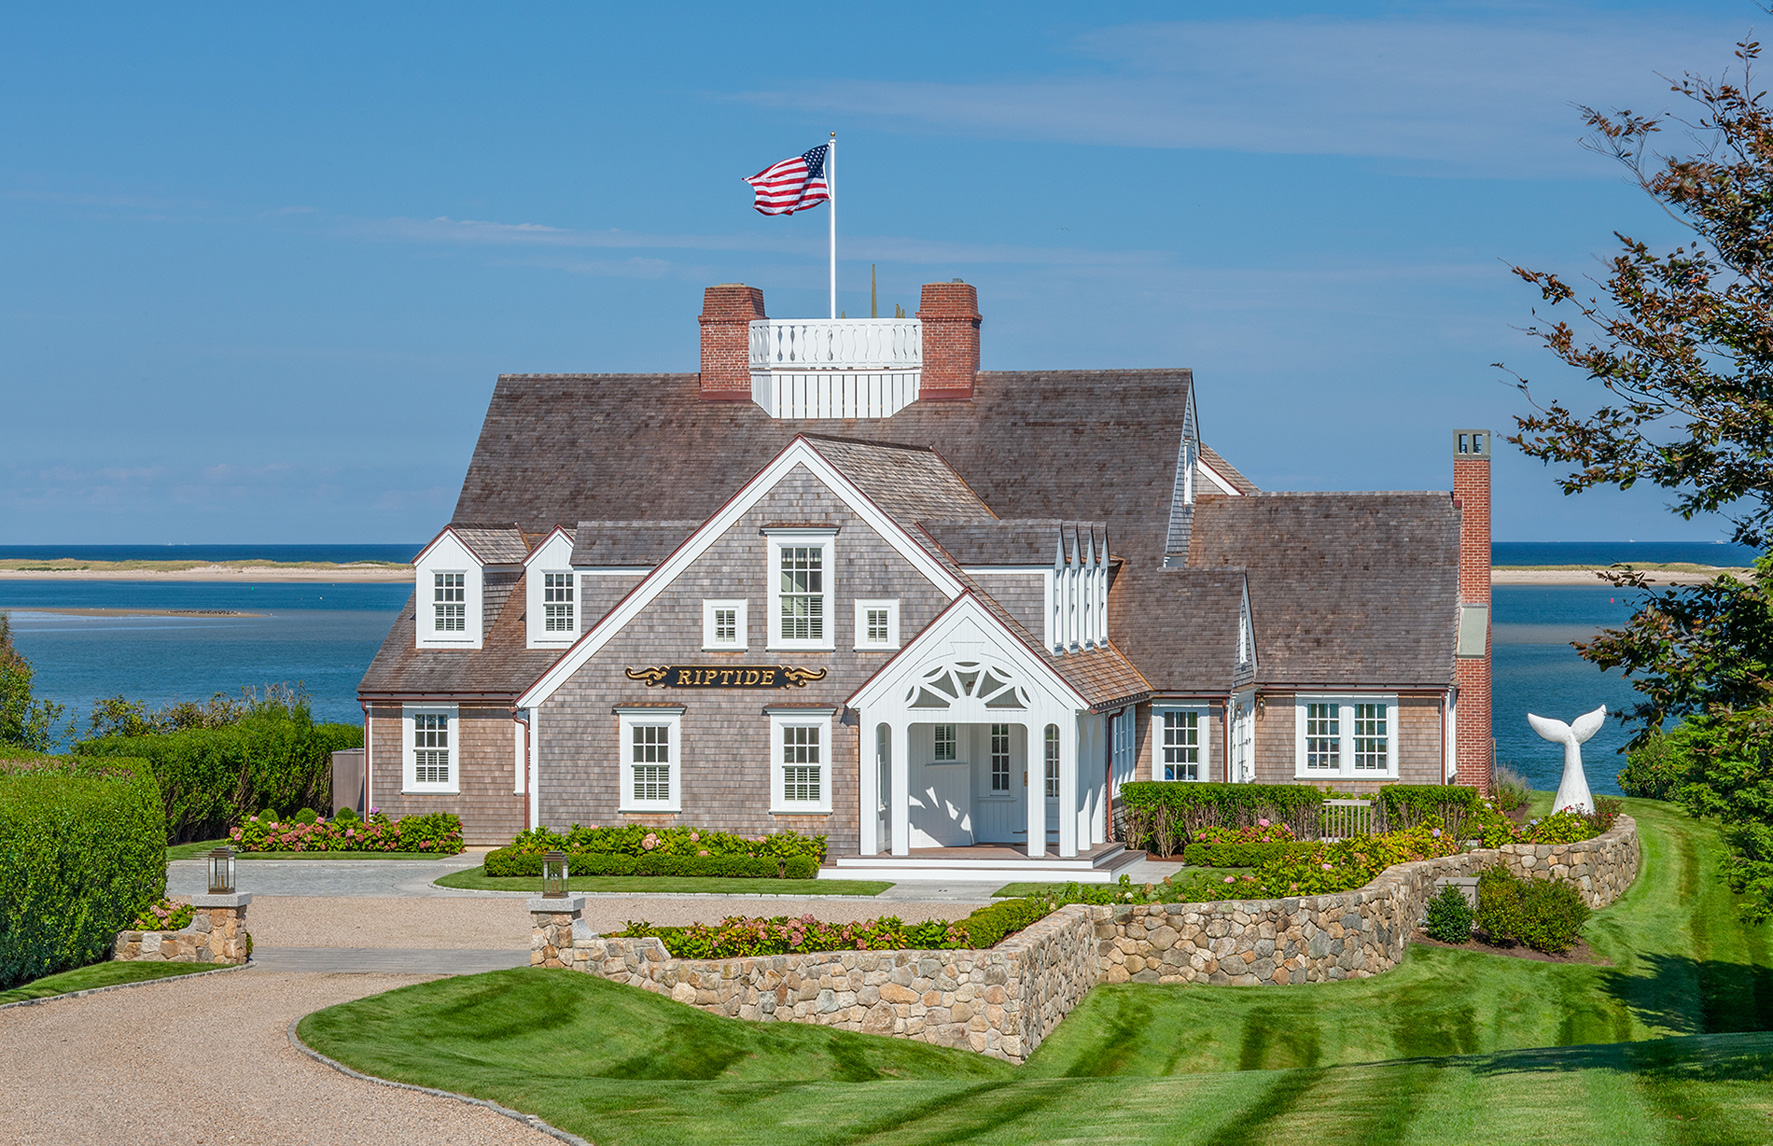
[0,752,166,989]
[1180,839,1320,868]
[505,823,825,862]
[483,847,819,880]
[1378,785,1488,836]
[1118,782,1327,856]
[75,714,361,843]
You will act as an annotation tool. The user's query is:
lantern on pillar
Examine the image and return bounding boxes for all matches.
[542,850,569,898]
[207,847,236,895]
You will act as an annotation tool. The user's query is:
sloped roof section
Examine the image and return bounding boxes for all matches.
[1109,567,1247,695]
[801,436,994,526]
[1185,493,1458,689]
[451,526,531,565]
[450,370,1192,564]
[1199,445,1259,495]
[359,569,562,698]
[569,521,702,568]
[920,519,1112,567]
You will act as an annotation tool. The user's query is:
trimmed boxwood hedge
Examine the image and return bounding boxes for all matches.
[76,714,361,843]
[0,752,166,989]
[1180,839,1320,867]
[482,847,819,881]
[1378,784,1487,836]
[1119,781,1327,856]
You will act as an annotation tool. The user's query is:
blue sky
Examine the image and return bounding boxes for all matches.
[0,1,1759,544]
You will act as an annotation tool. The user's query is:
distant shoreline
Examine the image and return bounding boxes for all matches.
[1492,564,1753,586]
[0,560,411,583]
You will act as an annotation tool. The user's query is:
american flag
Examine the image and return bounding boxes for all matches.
[743,145,829,216]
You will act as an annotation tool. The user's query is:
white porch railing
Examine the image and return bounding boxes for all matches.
[749,318,923,419]
[1319,799,1375,840]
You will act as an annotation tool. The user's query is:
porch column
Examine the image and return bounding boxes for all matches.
[890,720,911,857]
[1058,714,1079,858]
[1026,719,1046,857]
[859,718,879,856]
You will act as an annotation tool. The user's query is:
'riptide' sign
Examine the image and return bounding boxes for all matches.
[624,665,829,689]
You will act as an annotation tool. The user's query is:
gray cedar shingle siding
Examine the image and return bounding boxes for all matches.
[537,470,955,853]
[366,702,523,846]
[1185,493,1459,689]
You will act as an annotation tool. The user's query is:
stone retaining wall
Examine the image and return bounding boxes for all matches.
[114,895,251,966]
[534,815,1639,1062]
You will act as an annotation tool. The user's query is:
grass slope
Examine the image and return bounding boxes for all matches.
[432,867,892,896]
[299,797,1773,1145]
[0,959,222,1003]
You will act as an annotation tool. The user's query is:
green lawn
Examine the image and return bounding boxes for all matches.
[299,797,1773,1144]
[166,839,456,861]
[432,867,892,896]
[0,959,225,1004]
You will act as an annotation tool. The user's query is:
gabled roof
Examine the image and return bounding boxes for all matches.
[1185,492,1459,689]
[1199,445,1259,496]
[449,526,531,565]
[800,436,994,526]
[358,570,561,699]
[1108,567,1247,695]
[451,370,1193,564]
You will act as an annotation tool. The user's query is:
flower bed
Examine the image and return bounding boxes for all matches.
[229,808,463,854]
[614,896,1059,958]
[504,823,825,860]
[128,897,194,931]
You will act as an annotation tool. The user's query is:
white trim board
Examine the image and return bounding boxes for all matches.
[517,436,966,709]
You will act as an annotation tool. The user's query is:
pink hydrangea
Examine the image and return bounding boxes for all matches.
[1257,818,1271,828]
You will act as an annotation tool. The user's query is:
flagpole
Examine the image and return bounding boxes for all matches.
[828,131,837,319]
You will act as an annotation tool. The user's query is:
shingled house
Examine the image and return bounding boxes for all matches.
[358,282,1494,880]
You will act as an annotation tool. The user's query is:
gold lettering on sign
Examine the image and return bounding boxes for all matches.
[623,665,829,689]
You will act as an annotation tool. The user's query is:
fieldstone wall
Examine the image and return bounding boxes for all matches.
[533,816,1638,1061]
[114,895,251,966]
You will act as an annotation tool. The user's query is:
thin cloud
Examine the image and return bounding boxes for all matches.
[739,13,1743,177]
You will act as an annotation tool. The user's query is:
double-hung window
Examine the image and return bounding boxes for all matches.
[989,723,1012,792]
[1158,708,1203,781]
[403,704,458,793]
[766,530,836,651]
[433,572,466,633]
[1044,725,1060,798]
[769,707,834,814]
[1294,696,1397,779]
[617,707,682,811]
[543,572,575,633]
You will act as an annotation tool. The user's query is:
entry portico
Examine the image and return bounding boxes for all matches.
[851,594,1094,860]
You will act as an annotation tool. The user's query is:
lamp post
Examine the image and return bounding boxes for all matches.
[542,850,569,899]
[207,847,236,895]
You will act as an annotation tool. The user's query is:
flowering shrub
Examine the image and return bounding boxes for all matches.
[1194,820,1296,844]
[128,897,194,931]
[617,894,1064,957]
[230,810,463,854]
[505,823,824,862]
[1478,798,1619,848]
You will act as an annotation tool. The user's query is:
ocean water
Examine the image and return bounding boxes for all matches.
[1493,540,1758,567]
[0,543,424,564]
[0,548,1691,790]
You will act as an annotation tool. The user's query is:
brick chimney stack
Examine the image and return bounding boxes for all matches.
[698,284,766,400]
[1453,429,1494,794]
[917,280,981,401]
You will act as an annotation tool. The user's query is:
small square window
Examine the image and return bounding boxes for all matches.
[703,600,748,650]
[854,599,900,649]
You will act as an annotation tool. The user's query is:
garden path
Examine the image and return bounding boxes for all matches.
[0,969,552,1145]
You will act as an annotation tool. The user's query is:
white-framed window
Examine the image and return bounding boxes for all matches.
[989,723,1012,792]
[1158,708,1203,781]
[853,598,900,650]
[934,724,958,762]
[542,572,575,633]
[1044,724,1060,798]
[617,707,683,812]
[702,599,748,651]
[769,707,834,814]
[433,572,466,634]
[402,704,459,794]
[766,530,836,651]
[1294,696,1397,778]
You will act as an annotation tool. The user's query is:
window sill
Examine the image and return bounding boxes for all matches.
[853,644,899,653]
[619,804,681,814]
[402,788,460,796]
[978,794,1017,801]
[1293,771,1397,782]
[770,807,832,816]
[766,645,835,654]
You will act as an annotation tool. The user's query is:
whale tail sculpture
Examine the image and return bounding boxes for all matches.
[1526,704,1605,815]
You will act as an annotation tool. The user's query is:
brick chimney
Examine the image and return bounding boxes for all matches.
[1453,429,1494,794]
[698,284,766,400]
[917,280,981,401]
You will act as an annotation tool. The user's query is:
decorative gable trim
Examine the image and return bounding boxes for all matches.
[520,526,575,567]
[516,436,966,709]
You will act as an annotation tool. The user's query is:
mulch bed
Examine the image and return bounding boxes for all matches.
[1412,929,1611,965]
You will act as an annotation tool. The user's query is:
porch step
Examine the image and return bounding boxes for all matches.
[825,843,1146,884]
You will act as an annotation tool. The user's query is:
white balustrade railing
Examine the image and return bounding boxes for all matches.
[749,319,922,372]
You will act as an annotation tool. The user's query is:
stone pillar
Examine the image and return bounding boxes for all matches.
[193,893,253,964]
[530,895,589,969]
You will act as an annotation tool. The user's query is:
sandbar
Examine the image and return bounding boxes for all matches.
[0,561,411,582]
[1492,565,1754,587]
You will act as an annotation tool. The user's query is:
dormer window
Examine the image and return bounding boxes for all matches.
[433,572,466,633]
[543,573,575,633]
